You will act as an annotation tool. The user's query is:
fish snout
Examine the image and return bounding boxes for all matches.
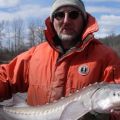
[113,91,120,97]
[91,90,120,113]
[111,91,120,107]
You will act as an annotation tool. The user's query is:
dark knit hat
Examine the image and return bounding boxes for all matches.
[50,0,87,20]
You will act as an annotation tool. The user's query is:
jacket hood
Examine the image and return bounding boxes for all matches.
[44,13,99,52]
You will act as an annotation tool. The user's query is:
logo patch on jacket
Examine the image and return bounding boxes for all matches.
[78,64,89,76]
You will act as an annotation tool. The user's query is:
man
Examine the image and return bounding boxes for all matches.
[0,0,120,119]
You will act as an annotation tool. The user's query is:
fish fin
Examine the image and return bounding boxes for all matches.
[59,101,91,120]
[12,92,28,106]
[0,93,27,107]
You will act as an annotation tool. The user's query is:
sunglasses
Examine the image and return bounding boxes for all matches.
[53,11,81,20]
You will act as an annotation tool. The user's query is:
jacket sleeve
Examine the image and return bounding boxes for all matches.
[0,47,35,101]
[101,49,120,83]
[102,64,120,83]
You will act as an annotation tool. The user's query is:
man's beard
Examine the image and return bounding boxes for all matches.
[58,33,77,41]
[57,33,81,49]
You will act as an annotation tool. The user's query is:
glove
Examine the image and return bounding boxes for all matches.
[77,111,110,120]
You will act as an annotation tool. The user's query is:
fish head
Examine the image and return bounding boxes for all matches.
[91,83,120,113]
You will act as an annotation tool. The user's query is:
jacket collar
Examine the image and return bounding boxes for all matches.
[82,13,99,40]
[44,13,99,52]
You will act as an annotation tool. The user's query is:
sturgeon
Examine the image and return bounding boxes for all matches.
[0,82,120,120]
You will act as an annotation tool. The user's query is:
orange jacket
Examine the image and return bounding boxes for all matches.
[0,14,120,108]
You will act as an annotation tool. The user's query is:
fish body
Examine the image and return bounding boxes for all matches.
[0,82,120,120]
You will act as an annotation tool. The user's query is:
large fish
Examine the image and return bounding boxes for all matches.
[0,82,120,120]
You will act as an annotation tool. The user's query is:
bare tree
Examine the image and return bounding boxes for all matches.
[5,21,11,51]
[27,19,45,48]
[0,21,5,48]
[12,18,25,54]
[28,21,36,47]
[35,26,45,43]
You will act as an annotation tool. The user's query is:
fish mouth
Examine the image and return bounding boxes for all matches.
[110,107,120,112]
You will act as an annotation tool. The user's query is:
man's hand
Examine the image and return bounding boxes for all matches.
[78,112,110,120]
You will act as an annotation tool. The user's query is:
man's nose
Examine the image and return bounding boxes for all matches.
[63,13,71,24]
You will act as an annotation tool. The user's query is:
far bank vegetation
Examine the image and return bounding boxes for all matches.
[0,19,120,63]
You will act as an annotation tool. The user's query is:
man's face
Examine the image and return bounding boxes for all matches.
[53,6,84,42]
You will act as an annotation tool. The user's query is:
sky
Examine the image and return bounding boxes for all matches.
[0,0,120,38]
